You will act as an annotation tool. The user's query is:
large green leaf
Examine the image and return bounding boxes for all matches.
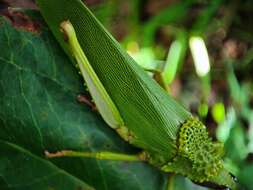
[0,141,94,190]
[0,15,167,190]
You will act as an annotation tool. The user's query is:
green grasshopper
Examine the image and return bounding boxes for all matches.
[36,0,238,189]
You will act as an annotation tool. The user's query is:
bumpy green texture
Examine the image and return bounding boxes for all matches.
[161,117,233,185]
[178,117,223,182]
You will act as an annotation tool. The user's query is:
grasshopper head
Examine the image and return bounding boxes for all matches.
[161,117,238,189]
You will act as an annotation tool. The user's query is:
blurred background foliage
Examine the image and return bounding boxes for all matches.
[2,0,253,189]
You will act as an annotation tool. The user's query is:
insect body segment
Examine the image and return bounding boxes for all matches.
[161,117,237,189]
[178,117,223,182]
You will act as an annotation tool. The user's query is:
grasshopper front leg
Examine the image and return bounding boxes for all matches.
[60,20,123,130]
[60,20,134,143]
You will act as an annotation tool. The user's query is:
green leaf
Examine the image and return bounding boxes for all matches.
[238,164,253,190]
[224,123,248,163]
[0,15,167,190]
[0,141,94,190]
[171,175,208,190]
